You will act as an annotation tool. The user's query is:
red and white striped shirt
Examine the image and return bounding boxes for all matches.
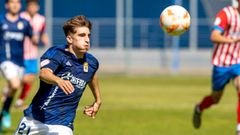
[20,11,46,59]
[212,6,240,67]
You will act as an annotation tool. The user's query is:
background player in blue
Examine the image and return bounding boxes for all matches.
[0,0,36,132]
[15,15,102,135]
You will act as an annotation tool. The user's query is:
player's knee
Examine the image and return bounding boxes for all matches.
[9,78,21,89]
[234,77,240,90]
[212,96,221,104]
[236,85,240,91]
[23,74,36,83]
[10,83,20,90]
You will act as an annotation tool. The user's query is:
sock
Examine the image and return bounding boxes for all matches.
[19,83,31,100]
[199,95,215,112]
[0,97,13,119]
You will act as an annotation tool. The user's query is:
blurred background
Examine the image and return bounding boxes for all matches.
[0,0,236,75]
[0,1,239,135]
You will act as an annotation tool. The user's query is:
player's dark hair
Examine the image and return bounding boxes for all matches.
[5,0,21,3]
[63,15,92,37]
[26,0,38,4]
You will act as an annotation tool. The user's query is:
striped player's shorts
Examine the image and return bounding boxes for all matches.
[212,64,240,91]
[24,59,39,75]
[14,117,73,135]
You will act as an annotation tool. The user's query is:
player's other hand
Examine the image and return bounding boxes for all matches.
[32,35,39,45]
[56,79,74,95]
[83,102,101,119]
[234,38,240,43]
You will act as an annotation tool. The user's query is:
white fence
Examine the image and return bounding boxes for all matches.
[47,17,213,75]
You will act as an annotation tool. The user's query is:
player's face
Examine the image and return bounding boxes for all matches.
[5,0,21,15]
[27,2,39,16]
[69,26,91,54]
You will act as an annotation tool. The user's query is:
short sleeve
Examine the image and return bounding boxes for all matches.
[40,48,62,72]
[88,53,99,76]
[213,9,228,32]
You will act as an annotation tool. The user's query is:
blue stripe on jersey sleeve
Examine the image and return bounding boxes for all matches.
[213,25,224,33]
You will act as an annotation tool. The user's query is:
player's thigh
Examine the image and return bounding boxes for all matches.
[15,117,49,135]
[212,66,231,91]
[0,61,24,88]
[0,61,24,80]
[231,64,240,89]
[48,125,73,135]
[15,117,73,135]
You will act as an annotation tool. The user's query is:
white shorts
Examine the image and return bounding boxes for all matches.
[14,116,73,135]
[0,61,24,80]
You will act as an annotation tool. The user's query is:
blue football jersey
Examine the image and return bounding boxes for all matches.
[24,45,99,130]
[0,14,33,66]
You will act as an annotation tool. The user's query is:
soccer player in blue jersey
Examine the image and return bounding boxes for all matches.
[0,0,36,131]
[14,15,102,135]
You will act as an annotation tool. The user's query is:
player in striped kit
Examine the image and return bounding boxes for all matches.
[193,0,240,133]
[15,0,49,108]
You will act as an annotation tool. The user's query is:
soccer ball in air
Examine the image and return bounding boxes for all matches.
[160,5,191,36]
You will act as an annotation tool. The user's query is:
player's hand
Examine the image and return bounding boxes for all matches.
[234,38,240,43]
[56,79,74,95]
[83,102,101,119]
[32,35,39,46]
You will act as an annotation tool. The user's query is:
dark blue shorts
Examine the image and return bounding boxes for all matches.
[212,64,240,91]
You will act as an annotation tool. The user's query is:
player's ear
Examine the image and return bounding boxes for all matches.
[66,35,73,44]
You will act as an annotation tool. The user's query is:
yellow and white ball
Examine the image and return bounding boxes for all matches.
[160,5,191,36]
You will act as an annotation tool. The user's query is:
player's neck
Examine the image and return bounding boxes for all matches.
[66,46,84,59]
[27,11,36,18]
[6,12,19,22]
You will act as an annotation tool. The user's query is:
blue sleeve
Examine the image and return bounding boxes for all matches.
[40,48,62,72]
[89,54,99,75]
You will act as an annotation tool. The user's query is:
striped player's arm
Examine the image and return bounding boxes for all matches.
[211,29,240,44]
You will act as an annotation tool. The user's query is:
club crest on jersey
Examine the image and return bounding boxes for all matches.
[214,17,221,25]
[83,62,88,72]
[17,21,24,30]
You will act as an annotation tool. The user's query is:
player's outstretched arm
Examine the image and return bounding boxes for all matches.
[211,29,240,44]
[84,74,101,118]
[39,68,74,95]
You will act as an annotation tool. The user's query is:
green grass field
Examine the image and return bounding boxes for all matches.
[0,75,238,135]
